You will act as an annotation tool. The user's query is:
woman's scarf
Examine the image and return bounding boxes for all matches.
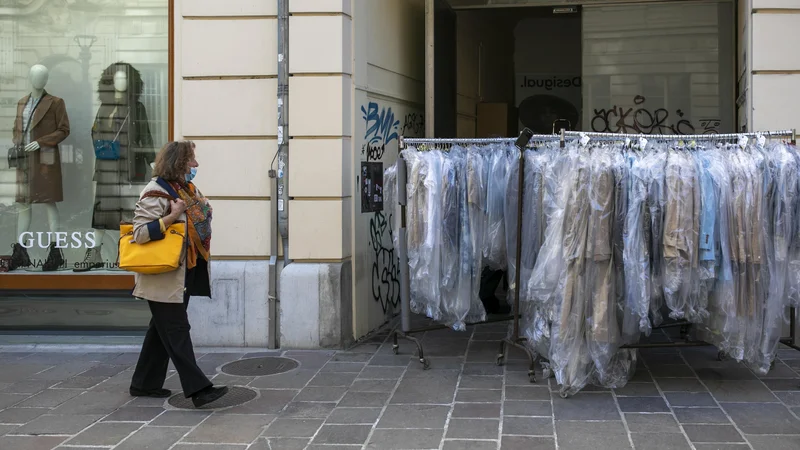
[142,179,212,270]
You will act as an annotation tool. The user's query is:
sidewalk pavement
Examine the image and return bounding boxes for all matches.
[1,322,800,450]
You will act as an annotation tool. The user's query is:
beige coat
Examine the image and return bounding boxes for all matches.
[129,178,210,303]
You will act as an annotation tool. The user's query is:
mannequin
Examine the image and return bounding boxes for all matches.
[8,64,71,272]
[76,61,153,272]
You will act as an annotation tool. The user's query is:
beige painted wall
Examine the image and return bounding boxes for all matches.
[750,2,800,131]
[351,0,425,340]
[286,1,353,261]
[175,0,276,259]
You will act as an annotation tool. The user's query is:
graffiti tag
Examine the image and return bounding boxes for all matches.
[369,211,400,313]
[362,101,400,150]
[591,95,719,135]
[402,112,425,136]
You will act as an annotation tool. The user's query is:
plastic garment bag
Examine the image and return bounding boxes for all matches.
[403,147,430,318]
[623,150,653,337]
[695,147,737,361]
[644,147,668,328]
[484,146,512,270]
[754,142,797,374]
[788,145,800,307]
[384,163,400,253]
[519,143,558,360]
[438,148,464,328]
[541,142,596,395]
[662,147,700,321]
[465,146,489,325]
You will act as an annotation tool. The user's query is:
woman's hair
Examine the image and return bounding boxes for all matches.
[152,140,195,182]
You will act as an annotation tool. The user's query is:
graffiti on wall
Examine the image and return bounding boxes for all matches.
[402,112,425,136]
[591,95,720,135]
[369,211,400,313]
[360,100,424,313]
[361,102,400,162]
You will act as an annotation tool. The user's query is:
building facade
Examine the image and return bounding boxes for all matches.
[0,0,798,348]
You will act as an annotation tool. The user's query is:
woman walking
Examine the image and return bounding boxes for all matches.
[128,140,228,408]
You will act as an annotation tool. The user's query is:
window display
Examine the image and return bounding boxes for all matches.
[0,0,169,275]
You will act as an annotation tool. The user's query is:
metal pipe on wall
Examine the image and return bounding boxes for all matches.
[266,0,291,349]
[277,0,291,266]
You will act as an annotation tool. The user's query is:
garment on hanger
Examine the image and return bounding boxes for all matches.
[484,146,513,270]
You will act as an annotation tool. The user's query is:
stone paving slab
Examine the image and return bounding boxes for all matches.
[0,323,798,449]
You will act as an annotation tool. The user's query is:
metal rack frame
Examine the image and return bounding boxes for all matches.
[391,127,800,387]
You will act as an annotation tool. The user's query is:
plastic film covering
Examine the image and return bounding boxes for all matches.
[484,146,513,270]
[384,163,399,252]
[398,135,799,394]
[401,144,522,330]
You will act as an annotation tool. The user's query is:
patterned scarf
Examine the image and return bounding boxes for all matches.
[143,180,212,270]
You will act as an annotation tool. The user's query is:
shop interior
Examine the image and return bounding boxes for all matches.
[434,0,735,139]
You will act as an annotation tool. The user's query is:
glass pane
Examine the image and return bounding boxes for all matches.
[582,1,734,135]
[0,0,169,275]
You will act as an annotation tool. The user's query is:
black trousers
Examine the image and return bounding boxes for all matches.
[130,292,212,398]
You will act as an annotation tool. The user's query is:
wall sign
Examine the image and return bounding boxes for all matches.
[360,162,384,213]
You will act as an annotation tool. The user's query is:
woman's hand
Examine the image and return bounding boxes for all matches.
[162,199,187,229]
[169,199,187,218]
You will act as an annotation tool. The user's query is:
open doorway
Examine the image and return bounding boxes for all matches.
[436,5,583,138]
[434,1,736,139]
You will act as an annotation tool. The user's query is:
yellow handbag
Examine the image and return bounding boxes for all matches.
[118,221,186,274]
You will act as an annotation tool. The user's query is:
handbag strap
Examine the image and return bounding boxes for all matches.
[113,113,130,142]
[155,177,180,200]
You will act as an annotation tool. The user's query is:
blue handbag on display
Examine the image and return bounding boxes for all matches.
[93,113,128,161]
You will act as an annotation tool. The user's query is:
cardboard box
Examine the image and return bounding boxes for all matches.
[476,103,517,138]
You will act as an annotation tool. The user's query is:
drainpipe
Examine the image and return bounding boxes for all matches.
[267,0,291,349]
[277,0,291,266]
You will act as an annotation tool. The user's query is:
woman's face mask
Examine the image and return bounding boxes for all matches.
[185,166,197,182]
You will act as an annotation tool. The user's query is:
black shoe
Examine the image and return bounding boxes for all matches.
[129,387,172,398]
[9,243,32,271]
[42,243,64,272]
[191,385,229,408]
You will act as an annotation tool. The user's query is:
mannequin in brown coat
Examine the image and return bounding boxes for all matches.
[8,64,71,272]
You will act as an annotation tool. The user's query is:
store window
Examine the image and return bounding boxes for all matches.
[0,0,170,276]
[582,0,735,135]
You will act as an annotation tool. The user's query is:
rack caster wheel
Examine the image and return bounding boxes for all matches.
[559,391,569,399]
[420,358,430,370]
[496,354,505,366]
[528,371,537,383]
[392,345,399,355]
[717,350,727,361]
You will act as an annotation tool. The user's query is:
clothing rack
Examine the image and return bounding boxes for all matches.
[393,130,550,382]
[392,127,800,390]
[561,129,800,366]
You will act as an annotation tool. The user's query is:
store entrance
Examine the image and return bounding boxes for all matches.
[438,0,736,139]
[443,6,583,139]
